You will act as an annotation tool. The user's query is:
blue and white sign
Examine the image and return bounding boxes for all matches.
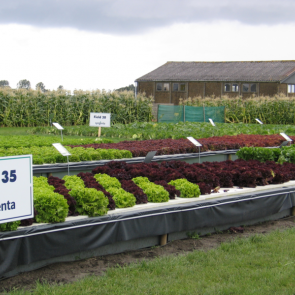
[0,155,34,224]
[89,113,111,127]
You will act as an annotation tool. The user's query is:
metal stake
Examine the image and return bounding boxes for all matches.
[67,155,70,175]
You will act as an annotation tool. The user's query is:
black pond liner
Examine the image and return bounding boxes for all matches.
[1,184,295,280]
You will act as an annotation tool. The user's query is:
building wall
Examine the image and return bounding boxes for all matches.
[155,91,170,103]
[259,82,278,96]
[138,80,290,104]
[188,82,204,98]
[205,82,222,97]
[278,84,287,95]
[137,82,154,97]
[171,92,186,104]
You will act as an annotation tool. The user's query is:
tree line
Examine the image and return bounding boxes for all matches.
[1,80,135,93]
[0,80,63,92]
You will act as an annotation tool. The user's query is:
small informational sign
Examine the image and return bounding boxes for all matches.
[255,118,263,124]
[0,155,33,224]
[89,113,111,127]
[144,151,157,163]
[187,137,202,147]
[52,122,64,130]
[280,133,293,142]
[52,143,71,156]
[209,118,215,126]
[280,141,289,148]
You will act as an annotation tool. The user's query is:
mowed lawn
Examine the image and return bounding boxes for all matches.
[5,227,295,295]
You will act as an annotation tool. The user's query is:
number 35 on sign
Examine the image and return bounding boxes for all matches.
[0,155,34,224]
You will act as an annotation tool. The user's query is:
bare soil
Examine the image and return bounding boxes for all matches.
[2,216,295,293]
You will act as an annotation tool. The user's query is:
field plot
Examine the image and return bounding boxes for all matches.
[30,121,295,140]
[2,124,295,286]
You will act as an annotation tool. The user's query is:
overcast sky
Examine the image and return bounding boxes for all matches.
[1,0,295,91]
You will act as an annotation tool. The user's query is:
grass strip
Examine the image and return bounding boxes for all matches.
[5,227,295,294]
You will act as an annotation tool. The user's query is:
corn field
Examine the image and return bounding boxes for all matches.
[179,94,295,125]
[0,88,154,127]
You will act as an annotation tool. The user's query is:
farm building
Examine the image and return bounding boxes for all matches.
[135,60,295,104]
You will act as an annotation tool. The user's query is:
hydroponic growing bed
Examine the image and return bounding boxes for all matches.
[1,182,294,280]
[1,159,295,279]
[32,134,291,177]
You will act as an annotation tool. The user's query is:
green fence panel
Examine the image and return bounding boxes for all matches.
[158,105,184,123]
[184,106,205,122]
[158,105,225,123]
[204,106,225,123]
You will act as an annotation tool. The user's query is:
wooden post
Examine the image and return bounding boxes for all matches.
[160,234,167,246]
[291,207,295,216]
[227,154,232,161]
[224,107,226,123]
[98,126,101,137]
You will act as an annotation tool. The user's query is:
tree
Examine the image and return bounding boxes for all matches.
[0,80,9,87]
[17,79,31,89]
[36,82,46,92]
[57,85,63,90]
[115,84,135,92]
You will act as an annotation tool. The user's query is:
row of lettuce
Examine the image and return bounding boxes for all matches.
[2,158,295,232]
[0,136,113,149]
[70,134,294,157]
[1,134,295,164]
[237,145,295,164]
[1,147,132,164]
[30,121,295,140]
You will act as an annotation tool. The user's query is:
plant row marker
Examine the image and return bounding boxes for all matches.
[52,122,64,141]
[52,143,71,175]
[89,112,111,138]
[255,118,263,124]
[187,137,202,163]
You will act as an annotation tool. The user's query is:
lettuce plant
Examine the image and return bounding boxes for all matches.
[94,173,136,208]
[34,191,69,223]
[107,187,136,208]
[94,173,121,189]
[63,175,85,190]
[69,187,109,216]
[168,179,201,198]
[132,177,169,203]
[0,221,21,232]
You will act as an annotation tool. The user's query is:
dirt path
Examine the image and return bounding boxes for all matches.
[2,216,295,292]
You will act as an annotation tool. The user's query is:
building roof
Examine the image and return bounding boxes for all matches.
[135,61,295,83]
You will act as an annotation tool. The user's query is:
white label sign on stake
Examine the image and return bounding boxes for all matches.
[280,133,293,142]
[187,137,202,147]
[89,113,111,127]
[52,143,71,156]
[52,122,64,130]
[255,118,263,124]
[209,118,215,126]
[0,155,34,224]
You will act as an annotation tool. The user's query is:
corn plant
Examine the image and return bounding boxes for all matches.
[0,88,154,127]
[180,94,295,125]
